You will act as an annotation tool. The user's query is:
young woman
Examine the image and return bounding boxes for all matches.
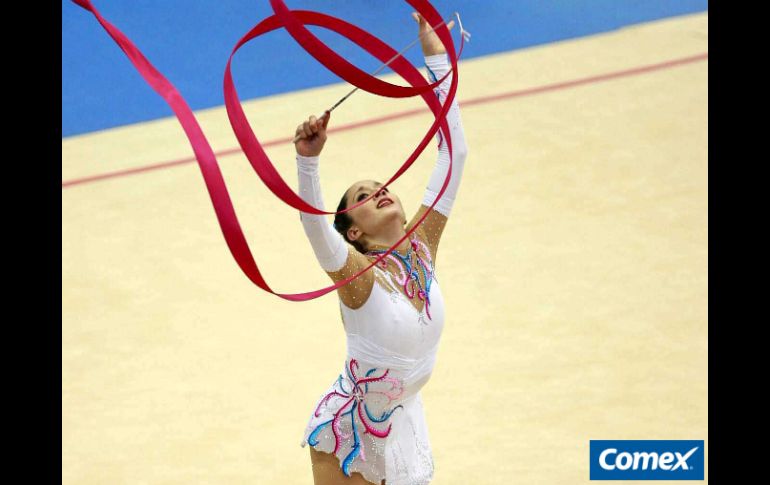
[295,13,468,485]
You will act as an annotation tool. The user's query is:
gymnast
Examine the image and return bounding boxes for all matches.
[295,12,468,485]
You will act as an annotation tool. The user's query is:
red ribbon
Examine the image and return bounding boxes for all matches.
[71,0,464,302]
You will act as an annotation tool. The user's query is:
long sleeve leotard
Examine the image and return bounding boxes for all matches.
[297,54,468,485]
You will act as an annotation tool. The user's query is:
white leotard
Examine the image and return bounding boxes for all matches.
[297,54,466,485]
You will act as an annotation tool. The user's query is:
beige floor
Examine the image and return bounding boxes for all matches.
[62,12,708,484]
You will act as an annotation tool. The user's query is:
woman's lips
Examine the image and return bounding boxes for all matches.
[377,198,393,208]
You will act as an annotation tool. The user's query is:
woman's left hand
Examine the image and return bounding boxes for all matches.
[412,12,454,57]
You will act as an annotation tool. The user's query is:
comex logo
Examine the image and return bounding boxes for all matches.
[599,446,698,471]
[590,440,704,480]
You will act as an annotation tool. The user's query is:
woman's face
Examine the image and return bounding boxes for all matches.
[344,180,406,243]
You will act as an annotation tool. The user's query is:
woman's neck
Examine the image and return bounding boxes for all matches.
[365,226,411,253]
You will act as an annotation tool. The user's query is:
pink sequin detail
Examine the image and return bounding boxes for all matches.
[314,358,405,455]
[372,236,435,319]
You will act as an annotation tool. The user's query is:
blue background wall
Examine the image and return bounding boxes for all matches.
[62,0,708,137]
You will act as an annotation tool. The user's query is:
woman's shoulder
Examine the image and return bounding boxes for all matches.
[412,225,435,266]
[327,248,375,311]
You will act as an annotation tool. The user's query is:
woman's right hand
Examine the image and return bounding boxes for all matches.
[412,12,454,57]
[294,111,330,157]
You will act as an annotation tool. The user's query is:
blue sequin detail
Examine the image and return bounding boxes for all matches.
[337,374,352,394]
[368,241,435,309]
[345,363,356,384]
[308,363,405,477]
[365,402,404,423]
[425,64,438,83]
[307,406,354,447]
[341,401,361,476]
[364,367,378,393]
[425,63,446,146]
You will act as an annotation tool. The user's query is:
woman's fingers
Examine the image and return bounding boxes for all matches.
[413,12,454,32]
[296,113,330,140]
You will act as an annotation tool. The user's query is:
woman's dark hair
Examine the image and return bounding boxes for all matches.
[333,191,367,254]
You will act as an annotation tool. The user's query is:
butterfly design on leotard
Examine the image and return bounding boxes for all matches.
[307,358,405,477]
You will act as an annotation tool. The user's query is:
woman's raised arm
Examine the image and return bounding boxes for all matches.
[406,13,469,266]
[295,115,374,308]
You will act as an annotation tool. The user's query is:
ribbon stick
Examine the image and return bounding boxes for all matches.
[291,13,458,143]
[70,0,467,302]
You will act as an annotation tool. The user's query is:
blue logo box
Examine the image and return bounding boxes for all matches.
[590,440,704,480]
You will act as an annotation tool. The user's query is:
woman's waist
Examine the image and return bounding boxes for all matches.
[337,354,434,406]
[320,357,431,415]
[345,332,440,371]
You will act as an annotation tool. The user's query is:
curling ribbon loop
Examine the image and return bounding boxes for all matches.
[70,0,466,302]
